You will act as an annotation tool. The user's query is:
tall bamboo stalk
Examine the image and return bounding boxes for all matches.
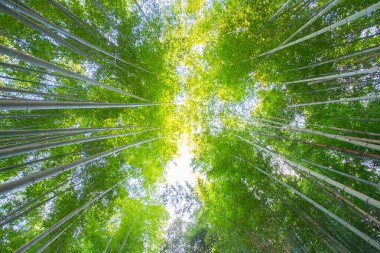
[257,0,292,33]
[0,137,159,195]
[0,45,145,100]
[0,86,85,101]
[0,74,82,91]
[14,176,130,253]
[0,181,79,226]
[0,177,71,221]
[1,0,136,76]
[281,0,341,45]
[289,94,380,107]
[4,0,149,73]
[241,158,380,250]
[287,45,380,72]
[0,99,173,111]
[235,134,380,209]
[285,152,380,188]
[0,62,69,80]
[311,177,380,228]
[0,125,148,137]
[0,129,153,159]
[0,113,65,119]
[34,211,86,253]
[281,67,380,85]
[254,119,380,151]
[0,131,89,151]
[0,147,102,172]
[92,0,115,26]
[0,2,99,62]
[46,0,99,38]
[249,130,380,186]
[118,228,132,253]
[260,115,380,137]
[255,2,380,58]
[251,126,380,161]
[103,229,117,253]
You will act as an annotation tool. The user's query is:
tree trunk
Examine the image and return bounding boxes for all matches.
[103,229,117,253]
[235,134,380,209]
[281,67,380,85]
[92,0,115,27]
[255,2,380,57]
[287,45,380,72]
[255,119,380,151]
[0,131,89,151]
[249,130,380,187]
[258,0,292,32]
[0,181,79,226]
[289,94,380,107]
[0,99,173,111]
[35,211,86,253]
[0,45,145,100]
[0,137,159,195]
[260,115,380,137]
[0,125,148,137]
[281,0,341,45]
[0,2,104,66]
[0,113,65,119]
[0,86,86,101]
[14,176,130,253]
[312,178,380,228]
[0,179,69,221]
[0,147,102,172]
[0,129,153,159]
[245,158,380,250]
[46,0,99,38]
[1,0,139,75]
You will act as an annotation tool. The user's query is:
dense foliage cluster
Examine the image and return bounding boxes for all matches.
[0,0,379,252]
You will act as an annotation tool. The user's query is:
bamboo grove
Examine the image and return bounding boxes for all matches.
[0,0,379,252]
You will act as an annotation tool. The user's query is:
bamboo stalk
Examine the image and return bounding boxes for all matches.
[242,158,380,250]
[0,45,145,100]
[0,99,173,111]
[255,2,380,58]
[235,134,380,209]
[14,176,130,253]
[289,95,380,107]
[0,86,86,101]
[254,119,380,151]
[281,67,380,85]
[286,45,380,72]
[0,137,159,195]
[0,125,149,137]
[281,0,341,45]
[4,0,149,73]
[0,129,153,159]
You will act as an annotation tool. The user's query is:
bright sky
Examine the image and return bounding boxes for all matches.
[164,135,198,222]
[165,135,197,186]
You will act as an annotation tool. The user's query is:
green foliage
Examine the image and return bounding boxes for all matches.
[0,0,379,252]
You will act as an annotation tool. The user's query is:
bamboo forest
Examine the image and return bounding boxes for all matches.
[0,0,380,252]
